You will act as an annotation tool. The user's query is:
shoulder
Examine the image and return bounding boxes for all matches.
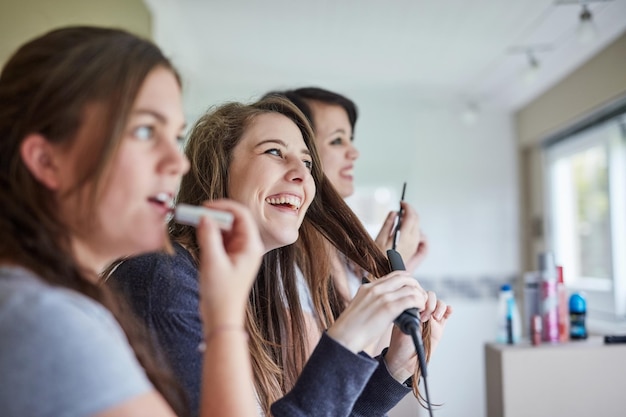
[108,243,198,301]
[0,266,119,335]
[0,267,153,416]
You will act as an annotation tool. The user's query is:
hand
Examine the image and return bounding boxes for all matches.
[195,199,264,331]
[384,291,452,382]
[326,271,428,354]
[375,201,428,273]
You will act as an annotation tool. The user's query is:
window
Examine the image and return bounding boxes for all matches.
[545,114,626,320]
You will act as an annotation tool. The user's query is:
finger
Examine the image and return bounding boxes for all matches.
[196,213,227,267]
[420,290,437,321]
[431,300,449,321]
[398,202,419,233]
[359,277,429,313]
[441,305,453,320]
[203,199,262,258]
[363,271,422,294]
[375,211,397,243]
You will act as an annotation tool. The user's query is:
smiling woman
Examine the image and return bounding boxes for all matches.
[109,95,447,417]
[227,112,315,251]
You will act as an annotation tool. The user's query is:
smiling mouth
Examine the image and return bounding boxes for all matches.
[265,195,302,211]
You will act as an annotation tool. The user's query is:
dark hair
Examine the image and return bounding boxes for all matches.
[0,26,186,414]
[172,95,431,413]
[263,87,358,133]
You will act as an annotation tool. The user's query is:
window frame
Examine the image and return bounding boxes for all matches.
[543,115,626,320]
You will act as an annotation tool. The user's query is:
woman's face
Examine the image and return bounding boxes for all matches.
[228,112,315,252]
[308,101,359,198]
[58,66,189,270]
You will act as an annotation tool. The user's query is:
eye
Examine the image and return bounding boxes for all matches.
[330,137,343,146]
[176,135,186,146]
[133,125,154,141]
[303,159,313,170]
[265,148,283,157]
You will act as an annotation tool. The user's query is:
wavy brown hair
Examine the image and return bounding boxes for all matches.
[0,26,186,415]
[173,96,431,415]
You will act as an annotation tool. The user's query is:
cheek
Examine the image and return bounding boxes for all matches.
[324,149,343,171]
[304,178,316,209]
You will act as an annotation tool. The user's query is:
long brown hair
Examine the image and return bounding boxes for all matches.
[0,26,186,415]
[174,96,431,415]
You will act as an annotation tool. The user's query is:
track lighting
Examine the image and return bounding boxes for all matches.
[577,4,597,44]
[555,0,614,44]
[508,45,550,85]
[523,51,541,85]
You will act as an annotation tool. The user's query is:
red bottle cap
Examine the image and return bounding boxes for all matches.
[557,266,564,284]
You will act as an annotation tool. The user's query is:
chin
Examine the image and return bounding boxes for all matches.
[266,233,299,251]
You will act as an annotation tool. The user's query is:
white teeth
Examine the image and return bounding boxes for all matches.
[344,169,354,176]
[154,192,172,205]
[265,195,302,209]
[154,193,170,202]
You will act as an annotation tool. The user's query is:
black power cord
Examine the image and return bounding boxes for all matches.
[387,249,433,417]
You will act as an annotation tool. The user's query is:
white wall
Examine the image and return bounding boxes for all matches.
[342,91,519,417]
[348,90,520,279]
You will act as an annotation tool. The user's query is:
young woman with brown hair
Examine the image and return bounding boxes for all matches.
[0,26,264,417]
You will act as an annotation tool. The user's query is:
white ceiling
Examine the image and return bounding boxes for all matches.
[145,0,626,114]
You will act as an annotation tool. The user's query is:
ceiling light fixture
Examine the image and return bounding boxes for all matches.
[555,0,614,44]
[577,4,597,44]
[508,45,551,85]
[523,51,541,85]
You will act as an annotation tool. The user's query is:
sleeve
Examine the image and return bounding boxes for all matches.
[349,350,412,417]
[111,252,203,417]
[270,332,378,417]
[0,291,152,417]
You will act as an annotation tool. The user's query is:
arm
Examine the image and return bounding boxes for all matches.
[108,200,263,417]
[195,200,263,417]
[350,297,453,416]
[270,333,377,416]
[272,271,429,417]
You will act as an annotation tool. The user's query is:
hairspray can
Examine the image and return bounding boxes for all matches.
[523,271,541,339]
[557,266,569,342]
[539,252,559,343]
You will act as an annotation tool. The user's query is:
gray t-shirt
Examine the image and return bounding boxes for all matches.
[0,266,152,417]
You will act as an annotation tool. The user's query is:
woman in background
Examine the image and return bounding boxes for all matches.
[109,96,448,416]
[0,26,263,417]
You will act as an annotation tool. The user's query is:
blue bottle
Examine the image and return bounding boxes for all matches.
[569,293,587,340]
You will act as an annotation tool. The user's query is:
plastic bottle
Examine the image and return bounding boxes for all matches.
[523,271,541,339]
[496,284,522,344]
[556,266,569,342]
[538,252,559,343]
[569,292,588,340]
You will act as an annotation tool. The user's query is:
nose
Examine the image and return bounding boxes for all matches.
[347,142,359,161]
[286,157,311,183]
[160,138,190,176]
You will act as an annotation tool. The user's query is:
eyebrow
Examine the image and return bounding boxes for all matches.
[256,138,310,156]
[132,109,187,131]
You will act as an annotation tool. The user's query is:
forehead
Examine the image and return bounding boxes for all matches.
[239,112,307,149]
[133,67,184,124]
[307,101,351,136]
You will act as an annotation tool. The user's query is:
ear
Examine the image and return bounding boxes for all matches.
[20,133,62,190]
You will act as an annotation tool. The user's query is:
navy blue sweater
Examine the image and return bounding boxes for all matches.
[109,243,410,416]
